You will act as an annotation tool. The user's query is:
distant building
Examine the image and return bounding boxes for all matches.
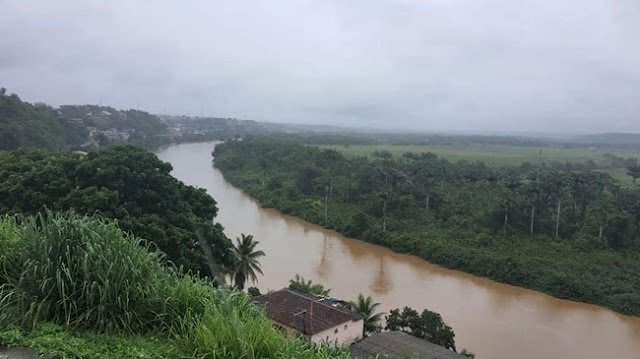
[350,331,469,359]
[253,289,364,347]
[67,118,84,127]
[101,129,129,141]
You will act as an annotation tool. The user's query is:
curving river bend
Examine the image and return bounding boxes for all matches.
[158,142,640,359]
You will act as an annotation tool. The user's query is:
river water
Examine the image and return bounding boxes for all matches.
[158,141,640,359]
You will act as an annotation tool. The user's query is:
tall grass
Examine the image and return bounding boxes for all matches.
[0,212,352,358]
[176,290,352,359]
[0,212,181,333]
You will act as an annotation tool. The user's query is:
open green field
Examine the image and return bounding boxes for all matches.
[318,144,640,167]
[606,168,636,188]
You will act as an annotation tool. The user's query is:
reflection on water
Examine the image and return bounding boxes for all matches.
[370,257,392,294]
[158,142,640,359]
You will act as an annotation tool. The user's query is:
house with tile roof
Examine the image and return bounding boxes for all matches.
[253,289,364,347]
[350,331,470,359]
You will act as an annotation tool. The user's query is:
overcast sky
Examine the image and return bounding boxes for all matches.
[1,0,639,134]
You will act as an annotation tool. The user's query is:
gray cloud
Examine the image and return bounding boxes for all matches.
[1,0,639,134]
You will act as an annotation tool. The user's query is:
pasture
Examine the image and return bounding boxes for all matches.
[318,144,640,168]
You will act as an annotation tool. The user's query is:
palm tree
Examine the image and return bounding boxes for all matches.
[199,232,227,287]
[230,234,265,290]
[288,274,331,296]
[350,294,384,336]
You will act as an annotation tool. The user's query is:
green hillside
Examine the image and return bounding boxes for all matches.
[0,88,168,151]
[0,89,68,150]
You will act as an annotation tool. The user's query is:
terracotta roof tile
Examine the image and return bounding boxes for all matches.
[254,289,361,335]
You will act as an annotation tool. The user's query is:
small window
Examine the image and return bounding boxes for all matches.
[334,328,339,334]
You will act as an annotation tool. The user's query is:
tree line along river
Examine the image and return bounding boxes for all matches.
[158,141,640,359]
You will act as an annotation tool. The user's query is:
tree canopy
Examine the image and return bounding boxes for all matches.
[0,146,233,273]
[288,274,331,296]
[0,91,68,150]
[385,306,456,351]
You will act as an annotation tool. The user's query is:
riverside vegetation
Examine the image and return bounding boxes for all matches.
[213,137,640,316]
[0,146,354,358]
[0,144,462,358]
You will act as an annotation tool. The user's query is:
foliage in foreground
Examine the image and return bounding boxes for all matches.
[0,211,198,334]
[0,212,351,359]
[0,146,233,275]
[0,323,175,359]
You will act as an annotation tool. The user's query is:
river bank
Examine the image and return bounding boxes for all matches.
[212,138,640,317]
[158,141,640,359]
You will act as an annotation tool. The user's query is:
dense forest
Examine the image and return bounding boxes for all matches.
[214,137,640,316]
[0,146,232,273]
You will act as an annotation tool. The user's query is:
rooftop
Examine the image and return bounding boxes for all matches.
[350,331,469,359]
[253,289,361,335]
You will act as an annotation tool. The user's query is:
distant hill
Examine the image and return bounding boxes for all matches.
[0,89,69,150]
[59,105,166,136]
[571,133,640,146]
[0,88,167,151]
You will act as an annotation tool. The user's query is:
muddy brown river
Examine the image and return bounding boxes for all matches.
[158,142,640,359]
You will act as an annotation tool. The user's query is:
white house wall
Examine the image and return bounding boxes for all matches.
[310,319,364,347]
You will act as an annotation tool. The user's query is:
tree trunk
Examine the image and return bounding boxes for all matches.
[504,210,508,235]
[555,199,561,239]
[598,224,603,239]
[425,193,430,214]
[530,204,535,235]
[382,200,387,232]
[324,186,329,225]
